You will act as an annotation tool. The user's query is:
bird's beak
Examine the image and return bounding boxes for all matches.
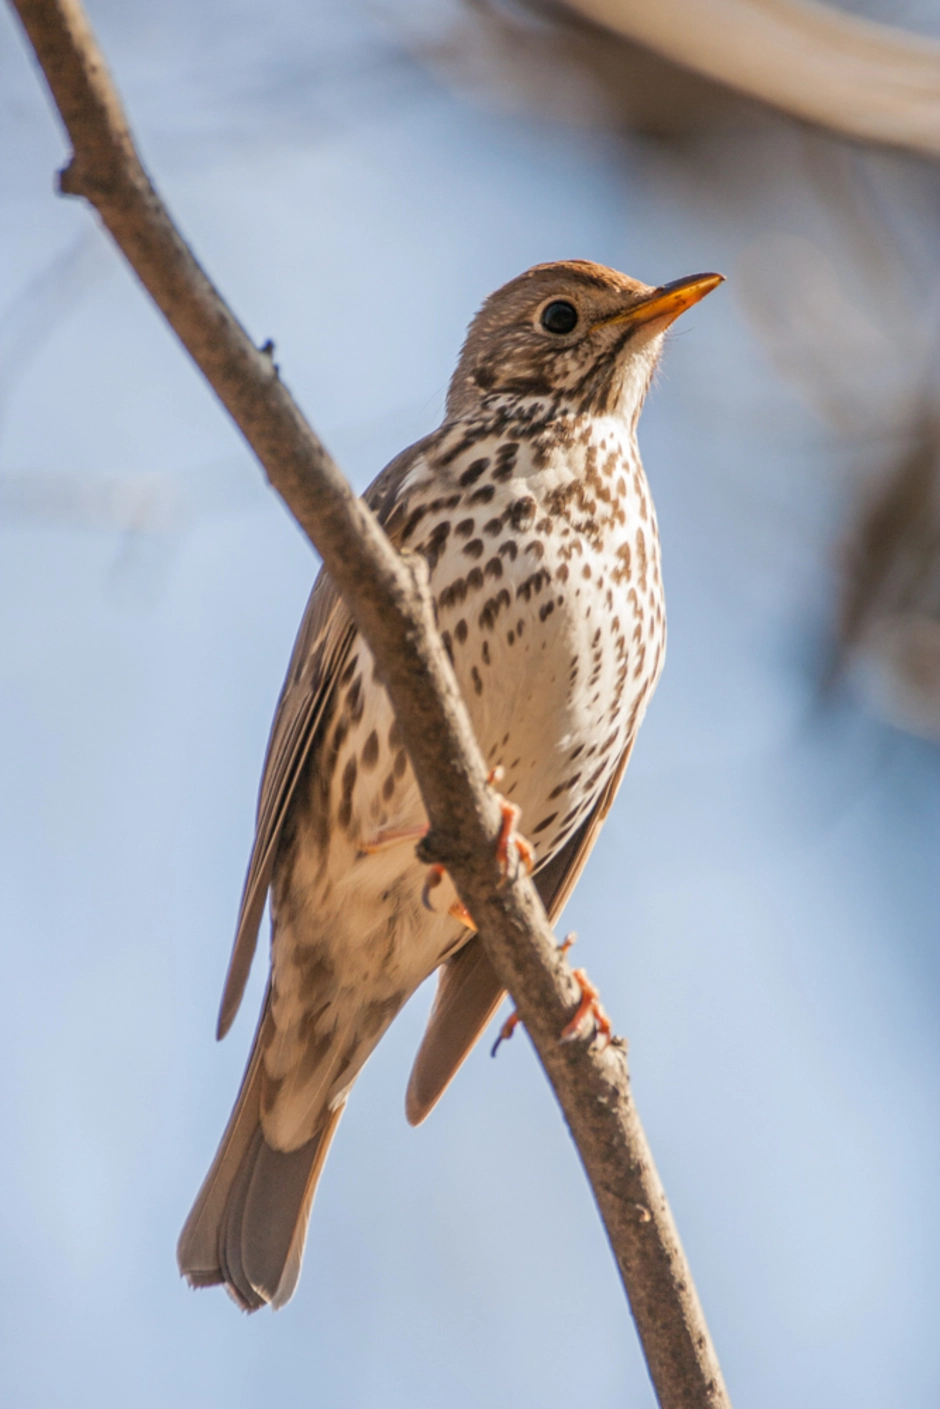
[594,272,725,332]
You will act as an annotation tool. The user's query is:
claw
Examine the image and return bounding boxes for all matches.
[421,863,445,911]
[447,898,476,930]
[490,1010,520,1058]
[559,961,612,1049]
[491,934,579,1058]
[421,864,477,929]
[495,799,535,879]
[420,769,532,928]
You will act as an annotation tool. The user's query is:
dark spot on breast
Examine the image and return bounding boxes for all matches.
[491,443,518,481]
[463,539,484,559]
[484,556,503,580]
[469,483,496,506]
[517,569,550,603]
[548,773,581,799]
[532,813,558,835]
[441,629,454,663]
[467,566,484,591]
[362,730,379,770]
[507,630,515,645]
[401,505,428,542]
[539,600,555,622]
[382,773,396,801]
[483,516,505,536]
[470,666,483,695]
[455,518,475,538]
[421,520,451,572]
[509,496,536,531]
[459,458,490,487]
[499,540,518,561]
[454,618,468,644]
[439,577,468,610]
[481,640,491,665]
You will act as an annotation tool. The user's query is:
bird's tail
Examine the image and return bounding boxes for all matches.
[177,1005,344,1312]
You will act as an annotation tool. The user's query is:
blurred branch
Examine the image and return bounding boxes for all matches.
[735,141,940,743]
[9,1,731,1405]
[562,0,940,154]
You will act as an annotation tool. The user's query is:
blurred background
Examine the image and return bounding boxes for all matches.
[2,1,940,1404]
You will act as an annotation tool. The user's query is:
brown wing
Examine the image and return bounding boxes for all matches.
[405,737,636,1125]
[216,434,436,1039]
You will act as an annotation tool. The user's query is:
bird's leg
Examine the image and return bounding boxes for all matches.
[559,933,612,1049]
[360,823,429,855]
[360,823,475,926]
[495,798,536,878]
[421,769,533,927]
[492,932,596,1058]
[487,766,535,879]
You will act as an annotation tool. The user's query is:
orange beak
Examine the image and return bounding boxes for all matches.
[594,272,724,332]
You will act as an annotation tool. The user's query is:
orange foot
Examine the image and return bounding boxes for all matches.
[421,864,476,929]
[559,934,612,1049]
[495,798,535,879]
[490,1009,519,1058]
[421,769,534,926]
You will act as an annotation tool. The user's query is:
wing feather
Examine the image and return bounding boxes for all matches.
[216,435,436,1038]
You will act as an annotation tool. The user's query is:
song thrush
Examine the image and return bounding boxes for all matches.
[177,259,722,1310]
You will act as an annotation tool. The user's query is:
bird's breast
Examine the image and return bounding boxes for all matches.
[414,414,666,864]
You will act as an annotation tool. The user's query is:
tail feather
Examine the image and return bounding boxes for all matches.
[405,940,504,1126]
[177,998,344,1311]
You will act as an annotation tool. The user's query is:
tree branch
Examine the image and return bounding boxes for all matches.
[8,2,731,1405]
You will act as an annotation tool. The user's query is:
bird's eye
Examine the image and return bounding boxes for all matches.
[540,300,579,335]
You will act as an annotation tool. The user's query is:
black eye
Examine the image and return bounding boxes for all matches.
[540,300,578,335]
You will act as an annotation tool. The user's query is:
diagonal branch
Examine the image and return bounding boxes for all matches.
[8,3,732,1406]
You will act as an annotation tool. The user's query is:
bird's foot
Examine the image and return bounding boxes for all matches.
[420,769,532,927]
[492,932,596,1057]
[488,768,535,881]
[558,935,612,1048]
[360,824,429,855]
[490,1010,519,1057]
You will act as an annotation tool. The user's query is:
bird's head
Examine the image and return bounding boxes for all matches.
[446,260,723,422]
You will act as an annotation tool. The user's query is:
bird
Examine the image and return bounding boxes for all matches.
[177,259,723,1311]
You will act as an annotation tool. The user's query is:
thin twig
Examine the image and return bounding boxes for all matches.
[8,3,731,1404]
